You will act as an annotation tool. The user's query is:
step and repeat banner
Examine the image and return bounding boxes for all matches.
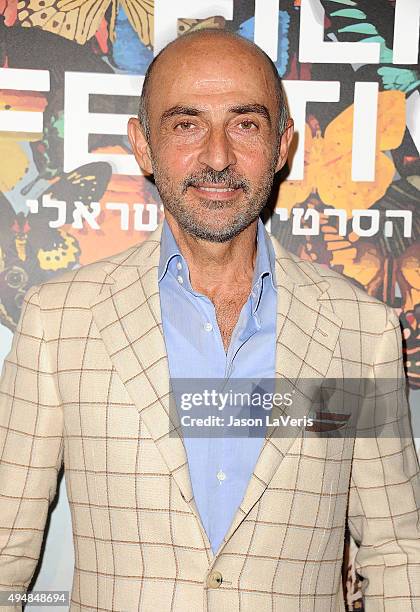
[0,1,419,610]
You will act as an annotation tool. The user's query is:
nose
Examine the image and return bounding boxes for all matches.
[197,125,237,171]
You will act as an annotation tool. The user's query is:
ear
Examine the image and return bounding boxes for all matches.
[275,117,294,173]
[127,117,153,175]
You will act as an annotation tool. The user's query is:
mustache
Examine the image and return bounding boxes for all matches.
[181,168,250,193]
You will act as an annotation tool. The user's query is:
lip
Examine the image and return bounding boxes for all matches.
[189,185,242,200]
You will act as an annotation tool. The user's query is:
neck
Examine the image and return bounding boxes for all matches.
[164,212,258,295]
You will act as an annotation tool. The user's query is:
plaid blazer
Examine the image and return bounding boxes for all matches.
[0,221,419,612]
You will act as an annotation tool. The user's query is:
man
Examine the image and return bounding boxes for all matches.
[0,29,419,612]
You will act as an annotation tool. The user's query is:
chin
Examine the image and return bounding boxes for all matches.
[181,217,252,243]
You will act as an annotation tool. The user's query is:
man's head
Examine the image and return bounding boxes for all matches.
[128,29,294,243]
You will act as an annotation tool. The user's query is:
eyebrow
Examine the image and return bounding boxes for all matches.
[228,104,271,124]
[160,106,203,122]
[160,103,272,124]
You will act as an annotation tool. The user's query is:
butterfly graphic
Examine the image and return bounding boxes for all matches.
[277,90,406,216]
[0,89,48,193]
[0,161,112,329]
[177,15,226,36]
[0,188,79,330]
[17,0,153,47]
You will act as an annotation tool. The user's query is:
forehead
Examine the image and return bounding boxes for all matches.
[149,37,276,110]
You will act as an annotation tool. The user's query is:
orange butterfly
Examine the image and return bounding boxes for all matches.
[17,0,154,47]
[278,91,406,216]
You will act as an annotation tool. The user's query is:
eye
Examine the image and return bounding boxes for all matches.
[239,119,257,130]
[175,121,195,131]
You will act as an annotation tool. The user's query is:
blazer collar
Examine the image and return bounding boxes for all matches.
[89,220,342,562]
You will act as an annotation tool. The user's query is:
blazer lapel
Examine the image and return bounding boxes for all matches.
[90,222,342,562]
[89,222,213,557]
[214,236,343,555]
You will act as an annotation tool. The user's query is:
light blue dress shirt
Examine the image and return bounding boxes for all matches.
[158,217,277,554]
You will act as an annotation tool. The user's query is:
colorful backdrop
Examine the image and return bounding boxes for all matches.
[0,1,419,610]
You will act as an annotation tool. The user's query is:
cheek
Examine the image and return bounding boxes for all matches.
[234,131,276,157]
[154,141,199,175]
[235,145,276,179]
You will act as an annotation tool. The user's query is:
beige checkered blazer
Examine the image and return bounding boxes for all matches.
[0,221,419,611]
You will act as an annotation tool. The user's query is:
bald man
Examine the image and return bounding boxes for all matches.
[0,29,419,612]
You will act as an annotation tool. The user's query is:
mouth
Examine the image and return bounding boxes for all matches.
[189,183,242,200]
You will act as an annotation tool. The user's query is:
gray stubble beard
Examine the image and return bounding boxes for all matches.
[150,153,279,243]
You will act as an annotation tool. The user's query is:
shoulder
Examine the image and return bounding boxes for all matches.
[31,224,164,310]
[309,259,396,331]
[269,233,396,334]
[26,241,143,311]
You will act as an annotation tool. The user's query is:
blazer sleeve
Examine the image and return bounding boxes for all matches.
[347,305,420,611]
[0,284,64,610]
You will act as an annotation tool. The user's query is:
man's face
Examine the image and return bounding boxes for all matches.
[129,35,293,242]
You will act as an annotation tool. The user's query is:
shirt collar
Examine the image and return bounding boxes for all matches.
[253,216,277,293]
[158,217,277,310]
[158,218,184,283]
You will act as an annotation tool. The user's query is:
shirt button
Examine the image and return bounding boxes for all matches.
[203,322,213,332]
[216,470,226,482]
[207,570,223,588]
[176,261,182,270]
[177,275,184,284]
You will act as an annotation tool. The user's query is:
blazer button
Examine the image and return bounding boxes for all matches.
[207,570,223,588]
